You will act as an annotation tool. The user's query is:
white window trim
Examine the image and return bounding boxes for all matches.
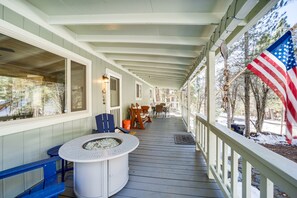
[0,20,92,136]
[105,68,122,126]
[135,81,142,100]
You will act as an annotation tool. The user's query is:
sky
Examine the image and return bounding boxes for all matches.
[280,0,297,27]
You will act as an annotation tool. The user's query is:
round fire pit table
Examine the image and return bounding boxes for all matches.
[59,133,139,198]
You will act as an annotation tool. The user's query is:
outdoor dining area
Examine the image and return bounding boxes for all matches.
[151,103,170,118]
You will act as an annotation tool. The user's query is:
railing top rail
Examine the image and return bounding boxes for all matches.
[195,114,297,195]
[210,123,297,193]
[196,113,207,125]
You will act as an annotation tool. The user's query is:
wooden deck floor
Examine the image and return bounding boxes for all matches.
[60,116,223,198]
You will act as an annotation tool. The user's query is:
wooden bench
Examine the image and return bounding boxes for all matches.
[130,104,152,129]
[0,156,65,198]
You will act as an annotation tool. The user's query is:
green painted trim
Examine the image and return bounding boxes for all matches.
[3,7,23,29]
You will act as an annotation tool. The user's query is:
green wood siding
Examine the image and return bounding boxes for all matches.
[0,3,152,197]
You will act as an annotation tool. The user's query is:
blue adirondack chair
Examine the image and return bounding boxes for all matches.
[95,113,129,133]
[0,156,65,198]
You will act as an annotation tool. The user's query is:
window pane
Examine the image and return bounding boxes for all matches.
[0,33,66,122]
[136,83,142,98]
[110,76,119,107]
[71,61,86,111]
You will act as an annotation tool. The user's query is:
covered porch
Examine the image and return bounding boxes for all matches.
[0,0,297,198]
[61,116,223,198]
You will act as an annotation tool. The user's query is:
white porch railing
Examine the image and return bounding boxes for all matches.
[195,113,297,198]
[181,105,188,126]
[189,112,196,135]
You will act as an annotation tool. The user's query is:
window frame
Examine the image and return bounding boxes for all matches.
[135,81,142,100]
[0,21,92,136]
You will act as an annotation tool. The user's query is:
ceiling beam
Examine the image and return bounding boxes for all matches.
[122,65,188,72]
[128,68,186,76]
[124,66,187,73]
[139,76,185,82]
[96,47,199,58]
[48,13,222,25]
[77,35,208,46]
[118,61,191,70]
[137,73,185,79]
[183,0,267,87]
[108,54,193,65]
[133,71,185,78]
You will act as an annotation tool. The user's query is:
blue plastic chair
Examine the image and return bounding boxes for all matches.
[0,156,65,198]
[95,113,129,133]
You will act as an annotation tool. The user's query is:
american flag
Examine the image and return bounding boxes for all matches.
[247,31,297,144]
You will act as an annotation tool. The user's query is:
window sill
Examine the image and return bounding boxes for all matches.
[0,111,91,137]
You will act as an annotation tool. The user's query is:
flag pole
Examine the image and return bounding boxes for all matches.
[226,67,247,86]
[280,106,284,136]
[290,23,297,31]
[225,23,297,88]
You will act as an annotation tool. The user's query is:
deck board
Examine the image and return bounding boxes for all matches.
[59,117,223,198]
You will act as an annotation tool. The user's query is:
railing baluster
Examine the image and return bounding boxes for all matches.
[242,158,251,198]
[231,149,238,198]
[198,123,201,147]
[222,142,228,184]
[260,174,273,198]
[195,119,199,150]
[204,125,208,155]
[196,114,297,197]
[216,137,221,174]
[201,125,205,152]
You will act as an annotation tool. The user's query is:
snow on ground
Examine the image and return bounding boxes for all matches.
[250,133,287,145]
[217,114,286,135]
[237,182,260,198]
[292,139,297,146]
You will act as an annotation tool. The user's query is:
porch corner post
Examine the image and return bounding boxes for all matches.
[187,80,191,132]
[207,51,216,179]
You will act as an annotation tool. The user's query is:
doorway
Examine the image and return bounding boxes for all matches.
[106,69,122,127]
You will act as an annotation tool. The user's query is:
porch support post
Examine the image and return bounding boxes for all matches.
[187,80,191,132]
[207,51,216,179]
[181,90,184,121]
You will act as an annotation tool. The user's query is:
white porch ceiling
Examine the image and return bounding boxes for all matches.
[25,0,233,88]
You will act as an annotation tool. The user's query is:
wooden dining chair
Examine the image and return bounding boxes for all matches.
[155,104,164,118]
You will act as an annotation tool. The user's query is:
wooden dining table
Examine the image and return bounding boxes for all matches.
[151,105,169,117]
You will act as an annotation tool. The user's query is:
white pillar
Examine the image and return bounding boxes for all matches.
[207,51,216,179]
[187,80,191,132]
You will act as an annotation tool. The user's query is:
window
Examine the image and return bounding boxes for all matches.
[71,61,86,111]
[149,89,153,100]
[110,76,120,107]
[135,81,142,100]
[0,33,88,124]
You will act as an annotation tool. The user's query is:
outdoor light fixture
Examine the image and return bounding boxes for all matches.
[102,74,109,104]
[102,74,109,83]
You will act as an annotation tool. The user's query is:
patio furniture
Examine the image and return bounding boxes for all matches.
[59,133,139,198]
[95,113,129,133]
[130,104,151,129]
[155,104,164,118]
[47,145,73,182]
[163,106,170,118]
[0,156,65,197]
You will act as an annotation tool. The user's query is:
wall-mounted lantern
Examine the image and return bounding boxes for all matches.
[102,74,109,104]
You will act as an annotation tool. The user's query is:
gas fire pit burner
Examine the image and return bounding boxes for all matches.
[83,138,122,150]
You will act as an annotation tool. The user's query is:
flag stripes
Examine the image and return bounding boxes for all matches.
[247,31,297,143]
